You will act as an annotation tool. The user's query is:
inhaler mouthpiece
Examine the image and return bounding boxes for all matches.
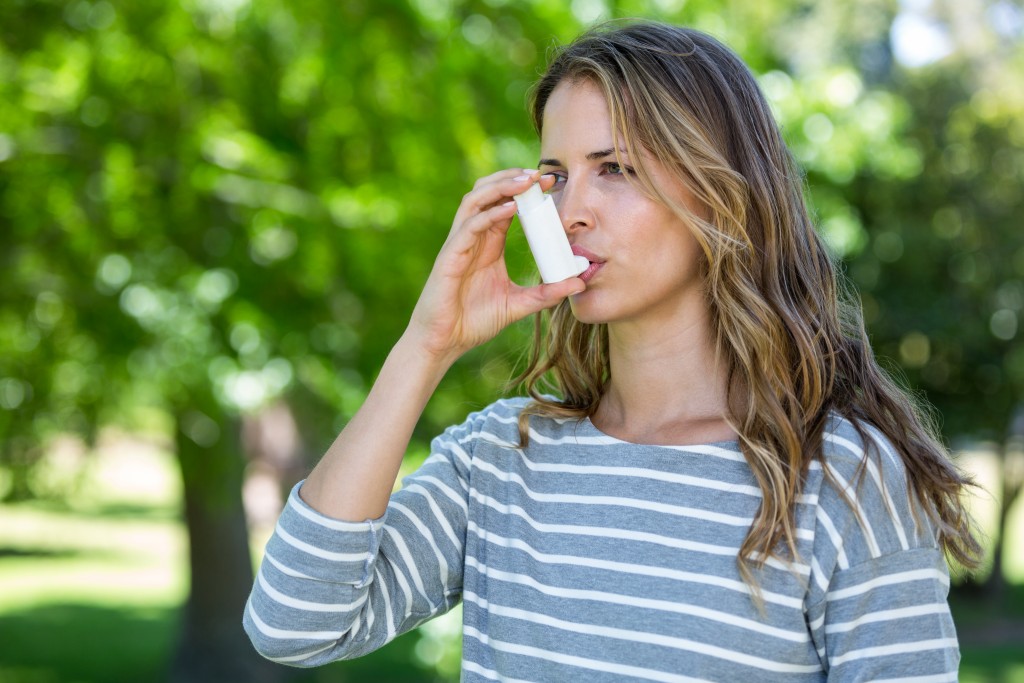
[514,183,589,284]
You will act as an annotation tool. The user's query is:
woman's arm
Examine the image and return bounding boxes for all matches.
[808,548,959,681]
[806,422,961,680]
[298,169,581,522]
[245,169,583,665]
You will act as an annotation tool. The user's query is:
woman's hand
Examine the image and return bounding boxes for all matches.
[404,169,585,366]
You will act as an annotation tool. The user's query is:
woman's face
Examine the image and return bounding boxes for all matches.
[539,79,707,328]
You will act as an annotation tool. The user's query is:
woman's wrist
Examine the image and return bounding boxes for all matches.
[395,326,463,378]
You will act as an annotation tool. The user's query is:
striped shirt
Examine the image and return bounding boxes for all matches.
[244,398,960,681]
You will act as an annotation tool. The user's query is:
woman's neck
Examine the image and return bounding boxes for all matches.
[593,311,736,446]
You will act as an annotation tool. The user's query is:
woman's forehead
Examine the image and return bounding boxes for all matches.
[539,80,618,159]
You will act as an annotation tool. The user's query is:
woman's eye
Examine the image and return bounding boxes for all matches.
[603,162,633,176]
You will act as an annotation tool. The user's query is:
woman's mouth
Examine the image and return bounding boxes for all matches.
[571,246,604,283]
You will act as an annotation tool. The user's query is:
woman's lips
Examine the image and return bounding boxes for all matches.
[579,261,602,283]
[571,245,604,283]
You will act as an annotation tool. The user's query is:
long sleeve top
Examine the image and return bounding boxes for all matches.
[244,398,960,682]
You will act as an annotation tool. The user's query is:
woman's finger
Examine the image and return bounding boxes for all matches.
[470,167,530,190]
[536,173,558,193]
[452,169,541,225]
[458,172,563,243]
[476,172,558,214]
[464,199,519,235]
[444,171,563,259]
[508,278,586,320]
[442,199,517,253]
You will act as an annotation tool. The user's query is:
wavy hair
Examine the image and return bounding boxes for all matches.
[514,21,981,583]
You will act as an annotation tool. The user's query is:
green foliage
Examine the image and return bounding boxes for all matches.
[0,0,1021,495]
[3,2,1023,679]
[3,3,1023,677]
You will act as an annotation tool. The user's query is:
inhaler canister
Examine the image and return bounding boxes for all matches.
[513,183,589,284]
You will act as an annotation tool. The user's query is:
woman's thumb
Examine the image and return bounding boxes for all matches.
[516,278,586,317]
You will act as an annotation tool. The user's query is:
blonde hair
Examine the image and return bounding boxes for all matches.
[515,21,981,582]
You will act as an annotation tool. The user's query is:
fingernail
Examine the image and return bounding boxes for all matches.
[502,200,516,207]
[513,174,532,181]
[540,173,554,180]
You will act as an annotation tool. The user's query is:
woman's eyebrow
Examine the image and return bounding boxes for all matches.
[537,148,623,167]
[585,148,616,160]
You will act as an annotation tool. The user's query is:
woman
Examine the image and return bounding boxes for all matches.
[244,21,980,681]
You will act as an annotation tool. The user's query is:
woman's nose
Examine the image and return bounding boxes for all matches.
[554,179,593,233]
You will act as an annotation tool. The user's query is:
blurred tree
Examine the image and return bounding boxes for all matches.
[1,0,1022,680]
[769,0,1024,586]
[0,0,591,679]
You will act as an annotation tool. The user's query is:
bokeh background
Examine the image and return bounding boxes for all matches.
[1,0,1023,681]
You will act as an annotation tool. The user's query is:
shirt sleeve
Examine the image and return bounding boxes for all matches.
[803,420,962,681]
[243,411,480,666]
[806,547,959,682]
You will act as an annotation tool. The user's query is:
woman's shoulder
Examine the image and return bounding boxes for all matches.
[439,395,583,451]
[471,395,534,426]
[439,396,544,444]
[812,412,939,561]
[819,412,910,490]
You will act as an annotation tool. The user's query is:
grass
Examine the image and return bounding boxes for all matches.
[0,603,178,683]
[0,434,454,683]
[0,435,1021,682]
[961,648,1024,683]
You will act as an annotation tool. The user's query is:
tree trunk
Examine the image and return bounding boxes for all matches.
[169,405,296,683]
[3,455,35,502]
[2,438,41,503]
[982,403,1024,601]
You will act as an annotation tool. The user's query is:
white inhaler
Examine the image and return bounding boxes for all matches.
[513,182,590,284]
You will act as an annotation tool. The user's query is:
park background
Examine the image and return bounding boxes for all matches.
[1,0,1023,680]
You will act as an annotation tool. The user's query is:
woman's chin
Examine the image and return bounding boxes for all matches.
[568,296,612,325]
